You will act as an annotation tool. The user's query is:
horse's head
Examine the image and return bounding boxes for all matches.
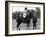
[26,9,36,18]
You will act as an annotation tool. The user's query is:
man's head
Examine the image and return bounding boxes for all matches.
[25,7,27,10]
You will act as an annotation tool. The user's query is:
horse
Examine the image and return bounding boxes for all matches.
[12,9,37,30]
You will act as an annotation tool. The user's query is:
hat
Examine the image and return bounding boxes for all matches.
[25,7,27,10]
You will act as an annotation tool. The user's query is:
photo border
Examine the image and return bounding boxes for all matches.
[5,1,45,36]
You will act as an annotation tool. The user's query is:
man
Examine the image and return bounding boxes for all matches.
[24,7,31,30]
[25,7,31,14]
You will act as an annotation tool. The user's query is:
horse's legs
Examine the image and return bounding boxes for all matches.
[27,23,30,30]
[33,23,36,29]
[16,22,21,30]
[33,16,37,29]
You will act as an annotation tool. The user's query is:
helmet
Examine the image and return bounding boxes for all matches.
[25,7,27,10]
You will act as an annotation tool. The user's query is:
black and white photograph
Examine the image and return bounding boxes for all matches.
[5,1,45,36]
[12,6,40,30]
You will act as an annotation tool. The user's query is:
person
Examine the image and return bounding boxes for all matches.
[24,7,31,30]
[25,7,31,14]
